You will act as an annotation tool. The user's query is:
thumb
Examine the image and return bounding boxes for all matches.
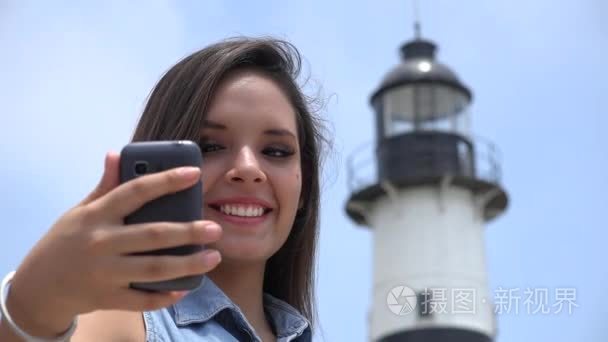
[79,151,120,206]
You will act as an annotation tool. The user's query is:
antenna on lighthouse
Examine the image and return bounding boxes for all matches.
[413,0,421,38]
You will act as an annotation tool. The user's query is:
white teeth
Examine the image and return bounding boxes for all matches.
[219,204,265,217]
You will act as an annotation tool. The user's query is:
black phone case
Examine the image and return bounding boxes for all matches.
[119,140,204,292]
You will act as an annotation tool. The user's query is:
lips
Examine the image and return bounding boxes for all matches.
[207,197,274,220]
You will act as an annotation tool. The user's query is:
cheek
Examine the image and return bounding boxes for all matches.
[275,168,301,211]
[291,171,303,206]
[200,164,223,194]
[296,172,302,201]
[294,170,302,193]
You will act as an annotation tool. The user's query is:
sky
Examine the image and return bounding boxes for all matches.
[0,1,606,341]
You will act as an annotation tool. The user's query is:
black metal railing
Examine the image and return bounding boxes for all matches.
[346,134,503,194]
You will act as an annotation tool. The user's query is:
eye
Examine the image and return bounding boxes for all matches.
[199,141,224,154]
[263,146,295,158]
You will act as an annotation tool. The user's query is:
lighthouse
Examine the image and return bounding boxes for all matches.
[345,30,509,341]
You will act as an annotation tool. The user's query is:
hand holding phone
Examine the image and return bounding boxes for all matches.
[3,149,222,332]
[120,140,205,292]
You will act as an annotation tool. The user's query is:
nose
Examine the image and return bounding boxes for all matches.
[225,146,267,185]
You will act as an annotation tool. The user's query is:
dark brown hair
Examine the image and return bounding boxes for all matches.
[131,37,327,329]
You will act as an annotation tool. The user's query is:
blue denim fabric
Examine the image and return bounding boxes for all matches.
[143,276,311,342]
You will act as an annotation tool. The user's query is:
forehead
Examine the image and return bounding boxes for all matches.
[204,69,298,133]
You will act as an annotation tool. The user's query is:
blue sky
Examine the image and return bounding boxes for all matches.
[0,1,606,341]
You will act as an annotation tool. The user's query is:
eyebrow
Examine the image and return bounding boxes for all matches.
[202,120,226,130]
[202,119,297,140]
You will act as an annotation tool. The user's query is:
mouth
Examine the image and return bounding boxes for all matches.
[208,203,273,218]
[207,198,274,225]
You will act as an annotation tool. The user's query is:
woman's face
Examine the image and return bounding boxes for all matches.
[200,69,302,265]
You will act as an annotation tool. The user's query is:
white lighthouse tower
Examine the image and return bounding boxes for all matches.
[345,29,509,341]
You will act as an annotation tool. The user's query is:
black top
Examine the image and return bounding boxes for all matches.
[371,38,472,103]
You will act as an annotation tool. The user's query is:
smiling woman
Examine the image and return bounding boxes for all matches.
[0,37,328,342]
[199,70,303,265]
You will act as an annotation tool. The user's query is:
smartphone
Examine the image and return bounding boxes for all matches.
[119,140,204,292]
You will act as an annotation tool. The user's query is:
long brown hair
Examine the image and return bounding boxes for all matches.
[131,37,327,329]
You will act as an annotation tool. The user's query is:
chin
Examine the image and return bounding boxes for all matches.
[210,238,279,264]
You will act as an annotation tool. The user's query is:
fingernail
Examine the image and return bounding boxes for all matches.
[176,166,200,179]
[203,222,221,234]
[202,250,221,265]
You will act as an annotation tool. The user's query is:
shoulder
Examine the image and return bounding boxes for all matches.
[143,308,237,342]
[143,277,246,341]
[71,310,144,342]
[145,277,312,342]
[263,293,311,341]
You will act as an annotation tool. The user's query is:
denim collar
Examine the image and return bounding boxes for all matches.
[172,276,310,338]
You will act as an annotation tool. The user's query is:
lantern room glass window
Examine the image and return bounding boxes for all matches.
[381,83,471,137]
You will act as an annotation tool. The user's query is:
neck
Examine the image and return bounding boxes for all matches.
[207,259,274,338]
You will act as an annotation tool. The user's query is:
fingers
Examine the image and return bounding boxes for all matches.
[107,221,222,254]
[116,249,221,283]
[79,152,120,206]
[92,166,201,221]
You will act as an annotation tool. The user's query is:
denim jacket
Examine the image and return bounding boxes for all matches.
[143,276,312,341]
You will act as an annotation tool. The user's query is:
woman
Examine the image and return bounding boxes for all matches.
[0,37,327,341]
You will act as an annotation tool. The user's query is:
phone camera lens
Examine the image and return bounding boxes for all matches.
[134,161,148,175]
